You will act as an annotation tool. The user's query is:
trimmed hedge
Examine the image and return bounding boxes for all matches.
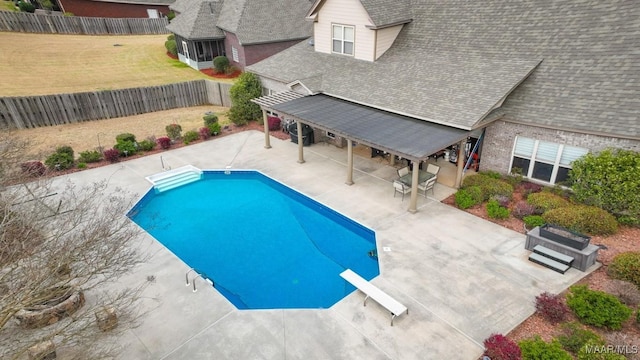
[566,285,632,330]
[607,252,640,288]
[526,192,570,213]
[487,199,510,219]
[543,205,618,235]
[455,186,483,209]
[462,174,513,201]
[182,130,199,145]
[518,336,572,360]
[557,322,603,354]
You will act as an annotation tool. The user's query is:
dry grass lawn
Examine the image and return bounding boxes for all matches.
[0,32,218,96]
[13,106,231,158]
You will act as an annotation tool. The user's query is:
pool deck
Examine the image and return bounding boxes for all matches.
[50,130,597,359]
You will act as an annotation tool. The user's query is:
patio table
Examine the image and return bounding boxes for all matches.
[397,170,435,186]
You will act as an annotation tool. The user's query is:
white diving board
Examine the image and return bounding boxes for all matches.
[340,269,408,326]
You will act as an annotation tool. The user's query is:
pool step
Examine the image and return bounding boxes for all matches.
[145,165,203,193]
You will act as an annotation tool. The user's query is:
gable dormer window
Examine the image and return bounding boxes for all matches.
[332,24,354,55]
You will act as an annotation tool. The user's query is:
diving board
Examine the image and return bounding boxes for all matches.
[340,269,408,326]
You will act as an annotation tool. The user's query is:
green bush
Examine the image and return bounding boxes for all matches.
[115,133,136,143]
[203,113,218,126]
[566,285,632,330]
[480,170,502,179]
[570,148,640,226]
[77,162,87,169]
[608,252,640,288]
[182,130,199,145]
[455,187,482,209]
[487,199,510,219]
[55,145,74,158]
[114,140,137,156]
[228,72,262,125]
[462,174,514,201]
[208,122,221,135]
[165,123,182,140]
[44,152,74,170]
[167,11,175,21]
[167,33,175,41]
[557,322,603,354]
[78,150,102,163]
[137,139,156,151]
[165,39,177,57]
[523,215,546,229]
[527,191,570,213]
[519,336,572,360]
[18,1,35,12]
[543,205,618,235]
[213,56,229,73]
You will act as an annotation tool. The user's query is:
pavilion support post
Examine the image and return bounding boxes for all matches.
[297,121,305,164]
[262,110,271,149]
[454,139,466,188]
[346,140,354,185]
[408,161,420,213]
[390,154,396,166]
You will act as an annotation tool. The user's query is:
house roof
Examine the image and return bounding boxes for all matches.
[269,94,469,161]
[91,0,174,4]
[217,0,312,45]
[249,0,640,139]
[307,0,412,28]
[168,0,187,13]
[166,1,224,40]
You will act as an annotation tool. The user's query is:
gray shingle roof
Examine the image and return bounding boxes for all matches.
[168,0,188,13]
[249,0,640,139]
[359,0,411,28]
[92,0,174,4]
[166,1,224,39]
[217,0,312,44]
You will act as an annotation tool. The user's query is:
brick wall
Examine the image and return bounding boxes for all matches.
[60,0,170,18]
[482,120,640,174]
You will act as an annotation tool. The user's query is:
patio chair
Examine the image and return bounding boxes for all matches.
[393,180,411,201]
[397,166,410,177]
[417,176,437,197]
[426,163,440,176]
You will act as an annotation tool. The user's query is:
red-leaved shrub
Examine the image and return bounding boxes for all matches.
[521,181,543,196]
[157,136,171,150]
[20,161,46,177]
[199,127,210,140]
[535,292,569,323]
[513,201,536,219]
[267,116,281,131]
[483,333,522,360]
[103,148,120,163]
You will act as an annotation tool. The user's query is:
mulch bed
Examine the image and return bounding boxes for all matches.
[199,68,241,79]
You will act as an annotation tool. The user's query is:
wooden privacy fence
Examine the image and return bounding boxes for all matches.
[0,80,236,129]
[0,11,169,35]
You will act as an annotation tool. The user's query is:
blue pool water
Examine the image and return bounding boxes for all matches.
[128,170,379,309]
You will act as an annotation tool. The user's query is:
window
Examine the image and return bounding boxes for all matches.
[231,46,239,62]
[510,137,587,185]
[332,24,354,55]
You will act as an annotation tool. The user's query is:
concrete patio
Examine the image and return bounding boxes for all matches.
[49,130,597,359]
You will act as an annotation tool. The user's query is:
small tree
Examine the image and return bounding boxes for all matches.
[228,72,262,126]
[213,56,229,74]
[569,148,640,226]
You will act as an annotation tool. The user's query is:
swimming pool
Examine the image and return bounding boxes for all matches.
[128,170,379,309]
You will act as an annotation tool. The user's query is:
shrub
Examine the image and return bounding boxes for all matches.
[570,148,640,226]
[543,205,618,235]
[18,1,35,12]
[167,34,175,41]
[115,133,136,143]
[523,215,546,229]
[208,122,221,135]
[535,292,569,323]
[228,72,262,125]
[213,56,229,73]
[165,39,177,57]
[203,113,218,127]
[20,161,46,177]
[77,162,87,169]
[78,150,102,163]
[481,170,502,179]
[607,252,640,289]
[566,285,632,330]
[156,136,171,150]
[487,199,510,219]
[103,148,120,163]
[557,322,603,354]
[462,174,513,201]
[137,139,156,151]
[513,201,536,219]
[492,194,511,207]
[518,336,572,360]
[527,192,570,214]
[182,130,199,145]
[601,279,640,307]
[114,140,137,156]
[267,116,281,131]
[455,187,481,209]
[165,123,182,140]
[44,151,74,170]
[483,333,522,360]
[55,145,74,158]
[167,11,175,21]
[521,182,543,196]
[199,127,210,140]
